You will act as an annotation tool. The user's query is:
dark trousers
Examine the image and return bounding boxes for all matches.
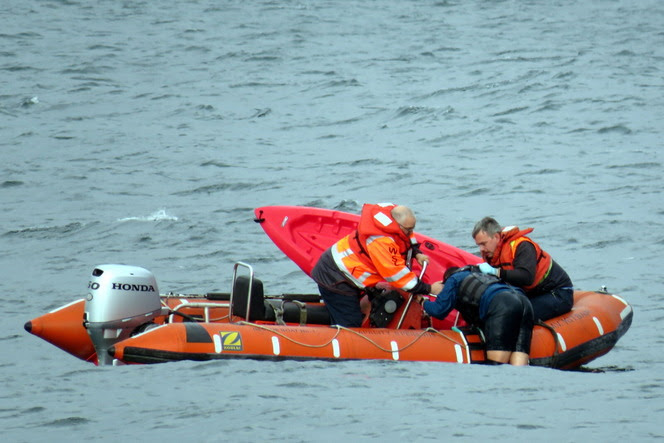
[530,287,574,321]
[318,285,364,327]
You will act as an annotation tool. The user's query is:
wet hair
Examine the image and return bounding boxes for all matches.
[472,216,502,238]
[443,267,460,282]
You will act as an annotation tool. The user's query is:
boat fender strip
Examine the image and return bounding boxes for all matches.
[390,341,399,361]
[271,336,280,355]
[332,339,340,358]
[592,316,604,336]
[454,344,463,363]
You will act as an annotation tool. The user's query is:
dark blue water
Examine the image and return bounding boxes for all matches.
[1,0,662,441]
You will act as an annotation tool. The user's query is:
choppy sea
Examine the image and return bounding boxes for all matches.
[1,0,663,441]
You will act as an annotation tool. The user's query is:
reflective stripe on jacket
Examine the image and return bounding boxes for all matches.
[331,203,420,291]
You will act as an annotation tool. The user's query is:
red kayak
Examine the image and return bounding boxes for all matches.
[253,205,481,329]
[253,205,482,279]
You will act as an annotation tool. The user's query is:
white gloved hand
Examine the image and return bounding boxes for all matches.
[478,262,499,276]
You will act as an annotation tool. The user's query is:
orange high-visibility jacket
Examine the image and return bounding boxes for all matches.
[331,203,421,291]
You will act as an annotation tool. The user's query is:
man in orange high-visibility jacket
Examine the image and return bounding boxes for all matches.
[472,216,573,321]
[312,203,443,327]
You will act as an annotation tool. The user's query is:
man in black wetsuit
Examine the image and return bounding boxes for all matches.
[418,265,533,366]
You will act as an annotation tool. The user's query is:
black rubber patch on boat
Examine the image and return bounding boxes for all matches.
[185,323,213,343]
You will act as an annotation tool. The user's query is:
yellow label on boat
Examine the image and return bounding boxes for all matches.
[219,331,243,351]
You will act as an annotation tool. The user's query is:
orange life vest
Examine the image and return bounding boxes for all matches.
[489,226,552,291]
[331,203,420,292]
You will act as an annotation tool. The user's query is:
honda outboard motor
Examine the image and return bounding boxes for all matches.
[84,264,165,365]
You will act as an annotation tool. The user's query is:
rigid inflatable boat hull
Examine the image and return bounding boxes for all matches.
[106,291,632,369]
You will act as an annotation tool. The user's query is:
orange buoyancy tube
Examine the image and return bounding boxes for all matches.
[332,203,420,292]
[490,226,553,291]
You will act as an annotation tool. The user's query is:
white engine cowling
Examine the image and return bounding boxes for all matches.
[84,264,164,365]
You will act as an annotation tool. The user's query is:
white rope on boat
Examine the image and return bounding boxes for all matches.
[235,322,464,354]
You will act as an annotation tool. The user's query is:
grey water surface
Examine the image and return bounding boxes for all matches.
[1,0,662,441]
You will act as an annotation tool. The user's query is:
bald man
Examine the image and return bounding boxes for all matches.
[312,203,442,327]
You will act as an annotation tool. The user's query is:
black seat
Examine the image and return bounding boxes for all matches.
[231,276,266,321]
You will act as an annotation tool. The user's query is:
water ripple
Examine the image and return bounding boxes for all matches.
[3,222,84,239]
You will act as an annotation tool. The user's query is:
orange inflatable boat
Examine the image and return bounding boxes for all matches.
[25,262,632,369]
[24,205,632,368]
